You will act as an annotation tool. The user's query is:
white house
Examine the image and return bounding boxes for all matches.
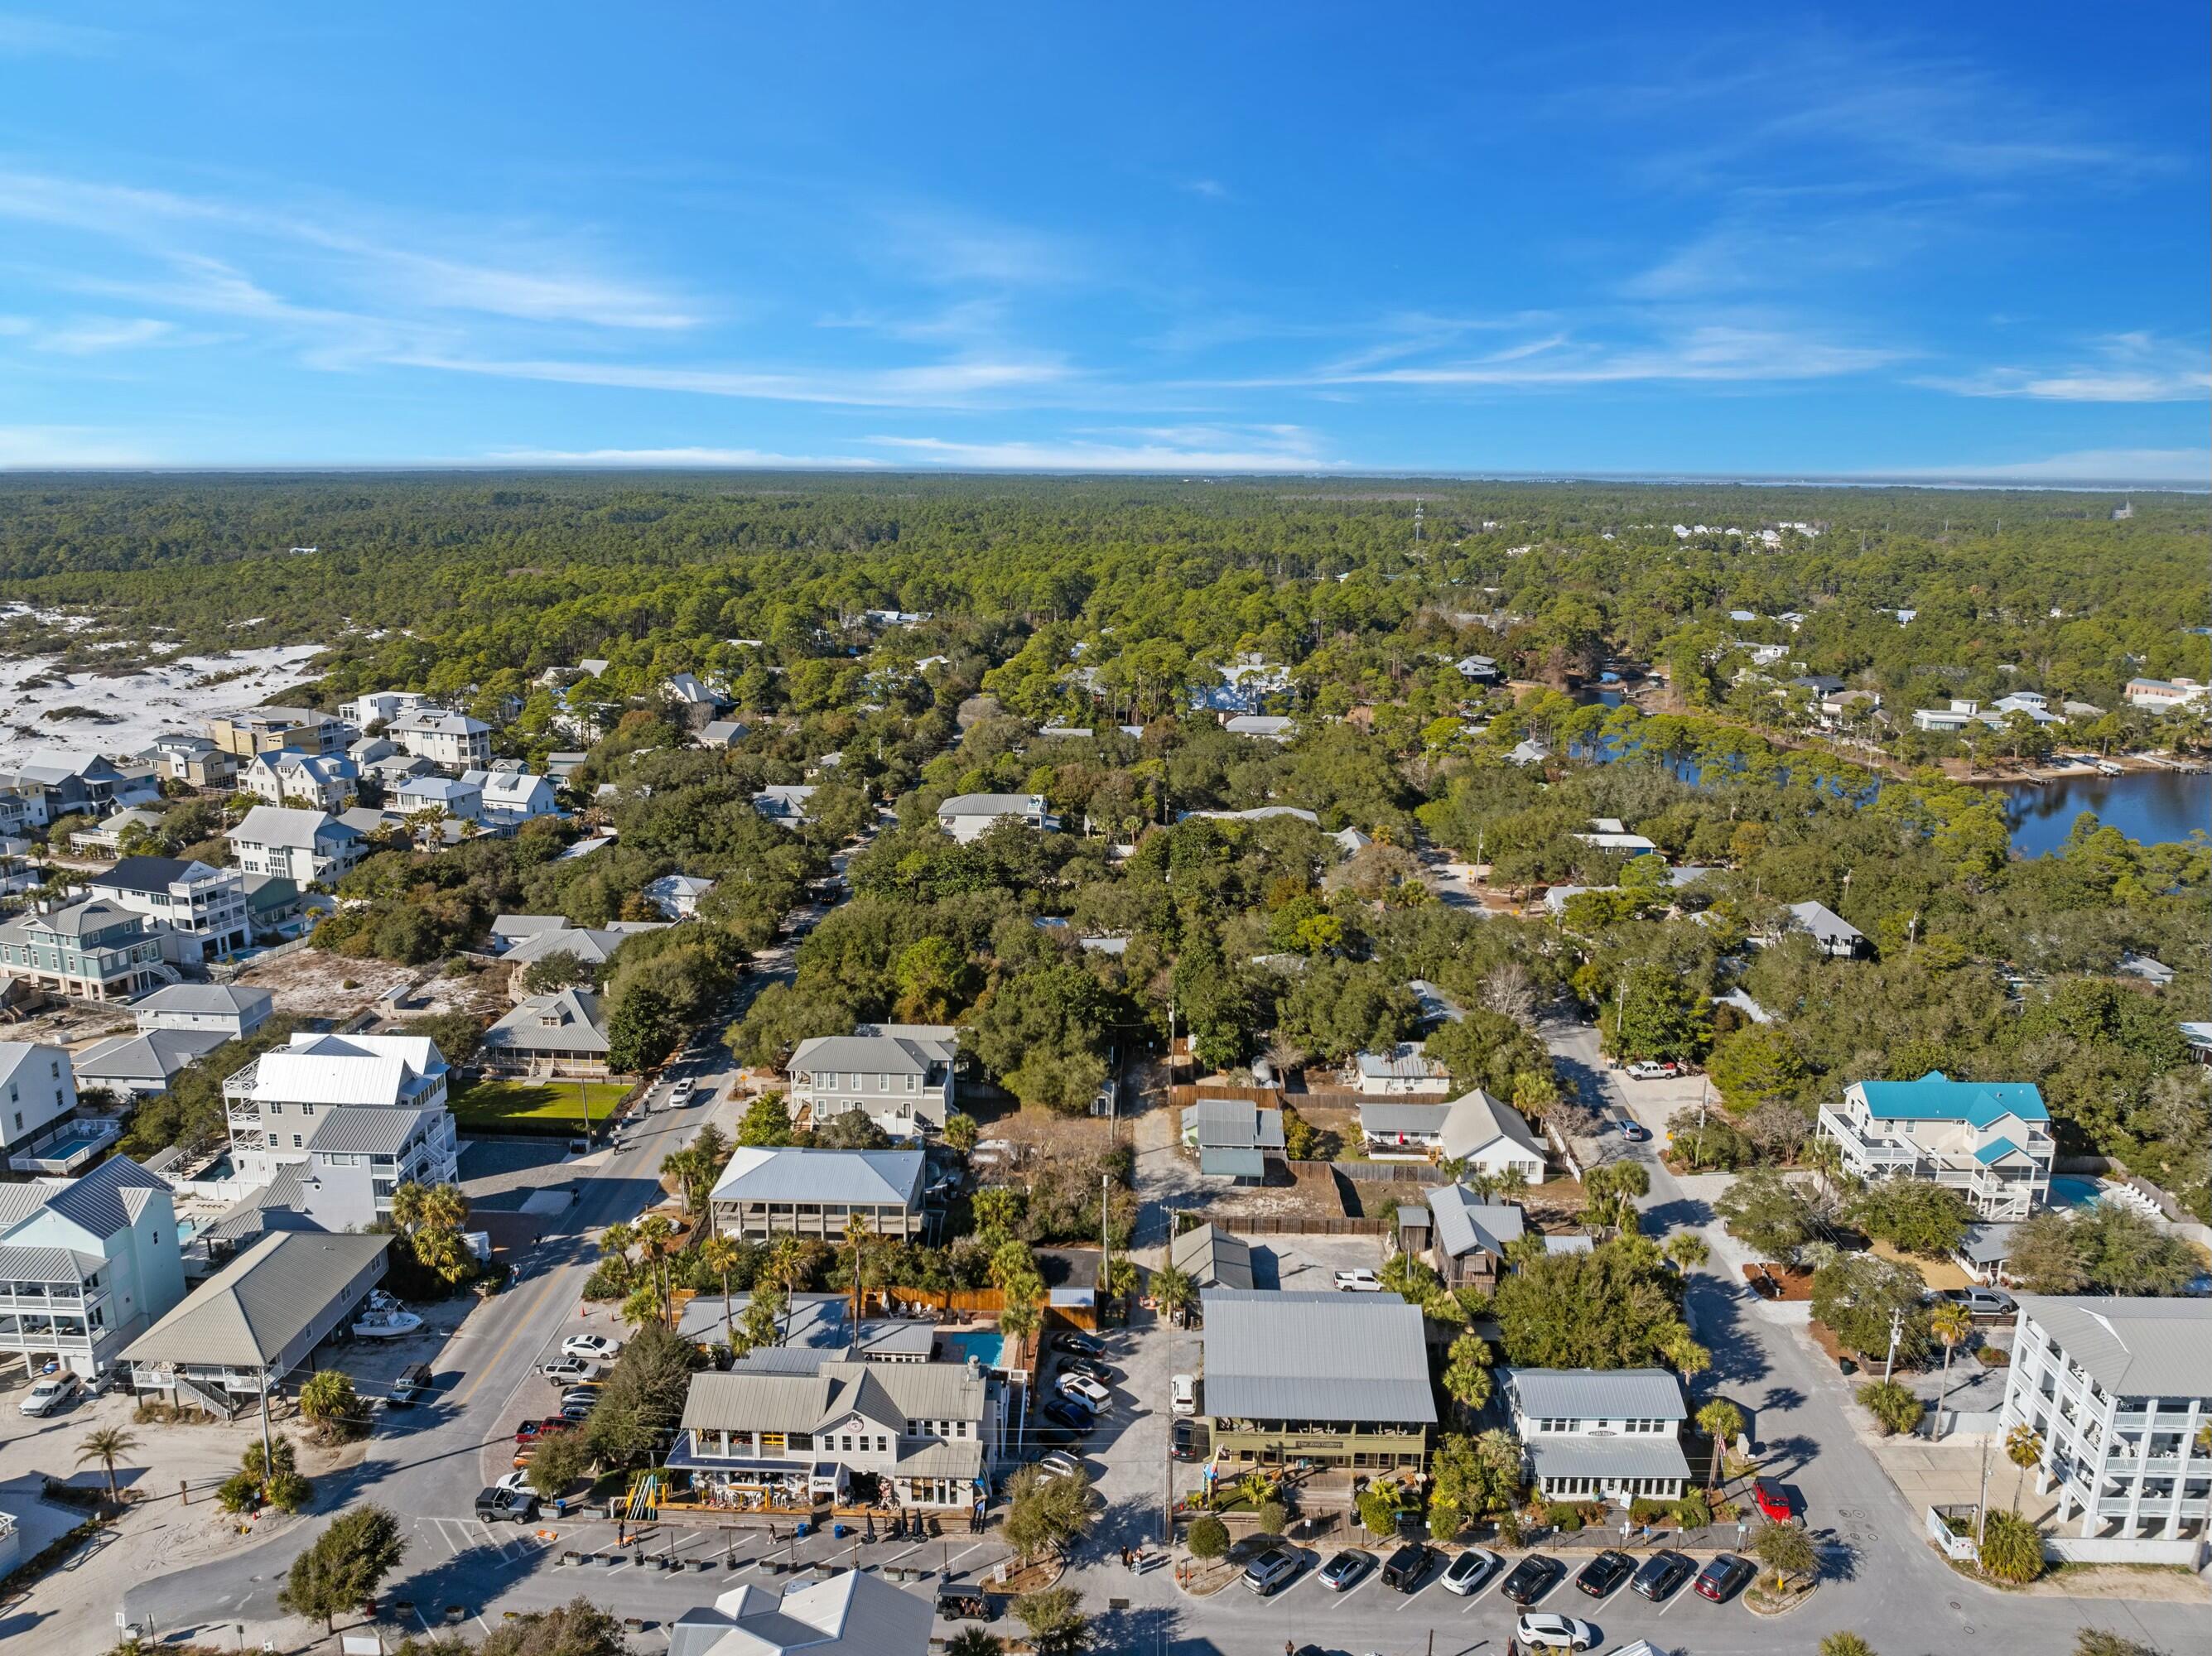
[86,855,251,960]
[0,1155,186,1379]
[785,1026,957,1136]
[340,691,434,729]
[1814,1070,2052,1220]
[643,874,716,919]
[389,708,494,771]
[136,984,273,1041]
[462,768,561,820]
[1357,1088,1547,1181]
[392,773,484,823]
[226,806,364,884]
[243,751,354,811]
[221,1031,456,1197]
[1501,1368,1691,1502]
[1913,700,1983,733]
[753,785,818,826]
[710,1146,927,1242]
[1353,1042,1451,1096]
[0,1042,80,1159]
[934,793,1052,843]
[2001,1296,2210,1542]
[1573,818,1660,854]
[1786,899,1867,958]
[663,1577,934,1656]
[1222,714,1295,742]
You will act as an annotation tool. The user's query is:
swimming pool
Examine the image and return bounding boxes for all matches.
[939,1329,1008,1370]
[2047,1176,2103,1211]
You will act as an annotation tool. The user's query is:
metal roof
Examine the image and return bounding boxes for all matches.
[1528,1436,1692,1482]
[1183,1097,1285,1152]
[31,1155,171,1242]
[664,1574,933,1656]
[229,806,355,849]
[1198,1146,1267,1180]
[789,1032,953,1076]
[306,1105,436,1156]
[0,1244,106,1283]
[1439,1089,1545,1161]
[1198,1290,1435,1425]
[2017,1297,2212,1398]
[484,989,610,1055]
[1170,1223,1254,1291]
[1355,1043,1448,1081]
[681,1359,987,1435]
[711,1147,924,1208]
[134,984,272,1018]
[73,1028,228,1085]
[1787,900,1864,945]
[1426,1187,1525,1260]
[936,792,1043,817]
[1854,1071,2049,1127]
[1957,1222,2017,1266]
[1505,1368,1687,1422]
[122,1231,389,1370]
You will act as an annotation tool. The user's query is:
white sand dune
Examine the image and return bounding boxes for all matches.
[0,641,328,770]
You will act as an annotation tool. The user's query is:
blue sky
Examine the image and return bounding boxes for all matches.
[2,3,2207,480]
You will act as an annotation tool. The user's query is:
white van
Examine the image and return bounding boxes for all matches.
[1170,1373,1197,1417]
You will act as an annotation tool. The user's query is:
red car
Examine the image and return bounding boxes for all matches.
[1752,1477,1793,1523]
[514,1417,577,1444]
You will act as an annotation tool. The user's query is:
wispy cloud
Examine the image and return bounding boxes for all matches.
[876,208,1087,287]
[1882,447,2211,485]
[1180,178,1231,201]
[1919,332,2210,402]
[865,424,1340,472]
[402,351,1076,408]
[482,445,883,469]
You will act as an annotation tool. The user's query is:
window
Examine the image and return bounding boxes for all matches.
[292,1134,302,1148]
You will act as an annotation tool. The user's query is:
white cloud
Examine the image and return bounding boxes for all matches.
[1919,333,2210,403]
[877,209,1087,287]
[1883,448,2211,485]
[25,316,178,354]
[0,425,160,467]
[402,352,1075,408]
[481,445,882,469]
[865,425,1340,472]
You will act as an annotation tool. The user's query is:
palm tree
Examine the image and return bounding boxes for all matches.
[1930,1302,1973,1437]
[661,1145,701,1216]
[945,1630,1001,1656]
[637,1215,678,1327]
[75,1427,138,1502]
[2005,1424,2045,1507]
[1493,1165,1530,1198]
[1697,1398,1743,1489]
[1150,1262,1196,1327]
[843,1210,872,1331]
[699,1233,742,1353]
[1665,1231,1710,1272]
[767,1234,810,1342]
[997,1297,1042,1361]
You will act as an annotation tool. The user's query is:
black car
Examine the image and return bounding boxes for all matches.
[1630,1549,1694,1601]
[1060,1356,1113,1384]
[1500,1553,1561,1605]
[1573,1549,1633,1598]
[1694,1552,1756,1603]
[1317,1548,1374,1591]
[1039,1395,1095,1432]
[1053,1332,1104,1358]
[1381,1542,1434,1592]
[1169,1418,1206,1461]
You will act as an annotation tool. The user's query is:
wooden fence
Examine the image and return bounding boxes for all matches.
[1207,1214,1392,1237]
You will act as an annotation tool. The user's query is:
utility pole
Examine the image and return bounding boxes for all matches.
[258,1366,274,1483]
[1883,1307,1904,1384]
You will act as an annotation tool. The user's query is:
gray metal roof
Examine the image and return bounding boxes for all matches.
[1529,1436,1692,1482]
[711,1147,924,1208]
[2017,1296,2212,1398]
[788,1033,947,1077]
[1426,1187,1525,1260]
[0,1244,106,1283]
[663,1574,933,1656]
[1505,1368,1687,1422]
[1171,1223,1254,1291]
[122,1231,389,1370]
[1183,1097,1285,1151]
[306,1105,436,1156]
[936,792,1044,817]
[675,1292,938,1361]
[1439,1089,1545,1161]
[75,1028,229,1086]
[1957,1222,2018,1266]
[1199,1290,1435,1425]
[484,989,609,1055]
[36,1155,171,1241]
[681,1359,988,1436]
[1198,1146,1267,1181]
[1787,899,1864,946]
[133,984,273,1018]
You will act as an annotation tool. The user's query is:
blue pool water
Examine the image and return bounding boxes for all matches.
[2047,1176,2103,1211]
[940,1330,1007,1370]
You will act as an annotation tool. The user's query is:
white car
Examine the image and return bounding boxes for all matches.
[1333,1268,1382,1293]
[1034,1451,1083,1483]
[1624,1060,1678,1081]
[1170,1373,1198,1417]
[669,1077,697,1104]
[541,1356,604,1385]
[1057,1372,1111,1408]
[495,1468,536,1496]
[561,1334,623,1362]
[1516,1612,1597,1651]
[1442,1546,1501,1595]
[19,1374,80,1416]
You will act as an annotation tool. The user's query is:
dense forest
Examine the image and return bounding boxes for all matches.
[8,472,2205,1218]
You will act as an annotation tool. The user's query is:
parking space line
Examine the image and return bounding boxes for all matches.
[1458,1578,1500,1612]
[1656,1586,1684,1616]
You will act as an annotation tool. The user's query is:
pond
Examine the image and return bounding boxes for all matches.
[1998,768,2209,857]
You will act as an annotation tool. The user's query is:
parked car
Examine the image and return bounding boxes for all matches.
[557,1399,594,1423]
[1333,1268,1382,1292]
[1939,1285,2017,1318]
[494,1469,535,1497]
[1034,1451,1083,1483]
[1039,1395,1094,1432]
[1625,1059,1679,1080]
[541,1356,603,1385]
[1052,1332,1103,1358]
[1694,1552,1755,1602]
[1752,1477,1794,1524]
[1630,1549,1694,1601]
[1500,1554,1562,1605]
[1573,1549,1632,1598]
[1241,1546,1302,1596]
[386,1361,435,1408]
[1170,1373,1198,1417]
[1318,1548,1375,1591]
[1169,1418,1205,1461]
[560,1387,603,1411]
[934,1590,995,1623]
[1442,1547,1501,1595]
[19,1374,79,1416]
[561,1334,622,1362]
[1056,1372,1111,1408]
[1061,1356,1113,1384]
[475,1486,539,1524]
[1514,1611,1596,1651]
[1381,1542,1434,1592]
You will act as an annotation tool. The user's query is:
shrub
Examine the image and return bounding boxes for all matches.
[264,1471,313,1514]
[1978,1507,2045,1584]
[1185,1514,1228,1560]
[1857,1379,1925,1437]
[1545,1502,1584,1533]
[1976,1346,2010,1367]
[1628,1496,1671,1524]
[1672,1489,1712,1530]
[216,1471,259,1513]
[1494,1507,1525,1547]
[1256,1500,1288,1536]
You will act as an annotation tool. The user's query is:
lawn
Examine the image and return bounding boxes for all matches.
[449,1076,631,1129]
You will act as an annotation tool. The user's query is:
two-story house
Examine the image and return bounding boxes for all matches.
[934,793,1052,844]
[222,1031,455,1191]
[72,984,274,1104]
[294,1105,459,1230]
[392,773,484,823]
[86,856,252,960]
[206,706,353,760]
[1501,1368,1692,1503]
[1198,1290,1434,1471]
[461,768,561,821]
[0,1155,186,1379]
[1357,1088,1547,1182]
[225,806,365,884]
[1395,1186,1527,1290]
[0,899,171,1002]
[480,988,612,1078]
[0,1041,80,1161]
[242,750,355,811]
[339,691,434,729]
[785,1027,957,1137]
[141,734,240,792]
[672,1355,1003,1512]
[710,1147,926,1243]
[2000,1296,2210,1543]
[1815,1071,2053,1220]
[388,709,494,771]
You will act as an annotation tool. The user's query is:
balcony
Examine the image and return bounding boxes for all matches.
[1815,1106,1919,1168]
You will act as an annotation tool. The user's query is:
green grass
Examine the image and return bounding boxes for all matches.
[449,1077,631,1128]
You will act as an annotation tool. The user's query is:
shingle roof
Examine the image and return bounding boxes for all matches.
[122,1230,389,1370]
[2018,1296,2212,1398]
[711,1147,924,1208]
[680,1358,986,1435]
[1505,1368,1687,1422]
[1856,1071,2049,1127]
[1439,1089,1545,1160]
[1198,1290,1435,1425]
[789,1033,951,1077]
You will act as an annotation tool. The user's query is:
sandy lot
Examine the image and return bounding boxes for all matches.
[0,637,325,770]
